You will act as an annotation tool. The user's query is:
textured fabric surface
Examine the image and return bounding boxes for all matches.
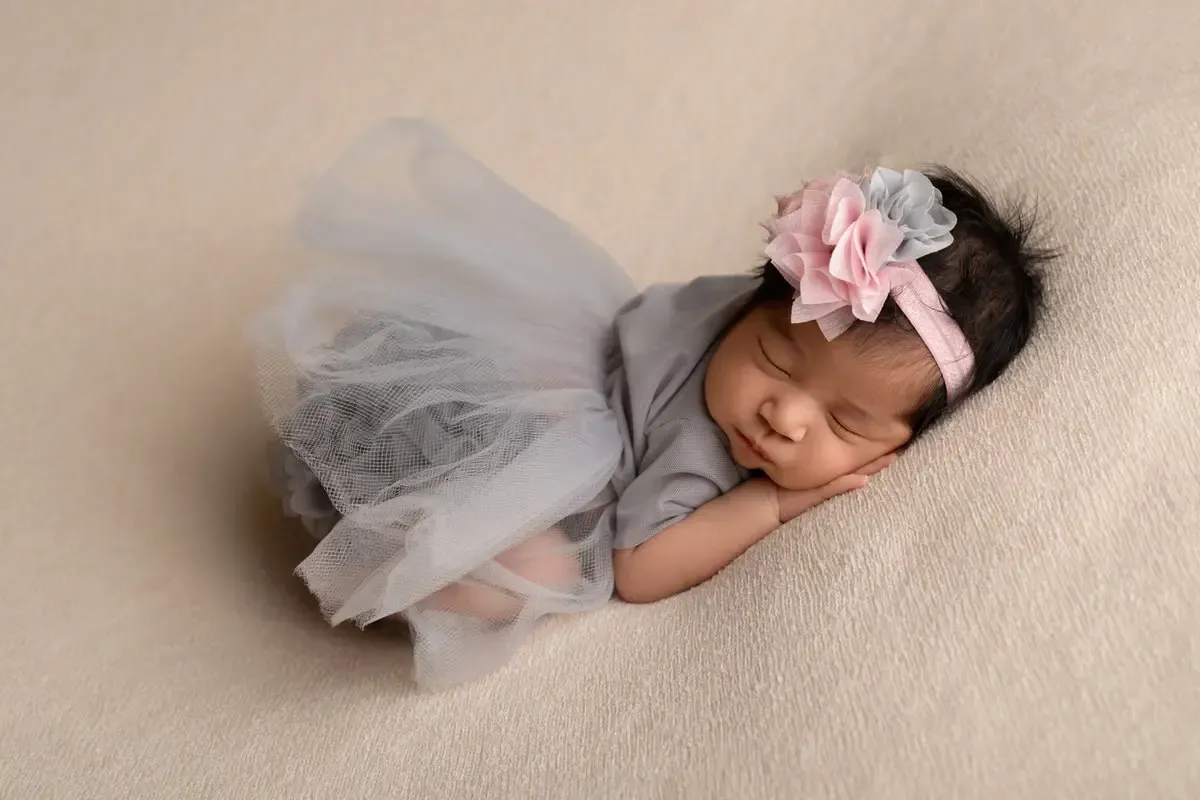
[2,1,1198,798]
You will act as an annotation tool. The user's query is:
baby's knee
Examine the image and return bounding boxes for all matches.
[415,529,581,622]
[496,528,581,588]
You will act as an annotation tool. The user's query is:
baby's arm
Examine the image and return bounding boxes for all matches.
[612,455,894,603]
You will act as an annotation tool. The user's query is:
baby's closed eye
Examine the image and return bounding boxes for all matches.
[828,413,861,439]
[758,337,790,377]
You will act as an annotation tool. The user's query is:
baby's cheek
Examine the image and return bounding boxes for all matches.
[819,449,864,486]
[715,355,756,415]
[770,462,824,492]
[774,442,855,491]
[737,358,770,400]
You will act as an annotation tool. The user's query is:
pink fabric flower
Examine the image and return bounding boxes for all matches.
[765,177,908,339]
[762,168,973,401]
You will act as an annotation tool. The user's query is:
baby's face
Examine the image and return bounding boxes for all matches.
[705,303,936,491]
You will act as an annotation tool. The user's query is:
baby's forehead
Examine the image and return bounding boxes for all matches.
[790,319,938,413]
[839,325,936,374]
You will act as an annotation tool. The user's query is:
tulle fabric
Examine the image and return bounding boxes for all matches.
[252,119,637,685]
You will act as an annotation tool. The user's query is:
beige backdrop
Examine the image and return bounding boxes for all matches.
[3,2,1199,798]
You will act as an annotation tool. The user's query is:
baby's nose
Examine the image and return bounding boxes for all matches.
[761,400,808,444]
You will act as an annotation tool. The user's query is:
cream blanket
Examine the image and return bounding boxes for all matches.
[2,1,1197,797]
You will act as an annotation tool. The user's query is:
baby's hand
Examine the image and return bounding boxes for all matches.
[774,453,897,524]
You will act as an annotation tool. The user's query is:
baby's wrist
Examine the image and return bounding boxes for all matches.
[774,485,817,525]
[743,477,784,527]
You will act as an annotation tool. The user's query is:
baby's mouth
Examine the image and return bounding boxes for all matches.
[736,429,770,463]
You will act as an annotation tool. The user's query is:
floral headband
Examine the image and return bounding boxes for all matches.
[764,168,975,402]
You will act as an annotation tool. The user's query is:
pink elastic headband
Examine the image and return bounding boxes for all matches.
[764,168,975,401]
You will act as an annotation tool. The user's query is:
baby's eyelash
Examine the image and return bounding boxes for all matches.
[758,339,788,375]
[830,414,860,438]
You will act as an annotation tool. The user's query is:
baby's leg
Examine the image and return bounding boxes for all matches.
[413,528,581,623]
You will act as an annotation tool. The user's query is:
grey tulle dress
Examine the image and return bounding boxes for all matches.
[254,119,751,685]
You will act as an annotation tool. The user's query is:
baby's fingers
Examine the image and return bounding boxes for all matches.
[857,452,898,477]
[820,473,871,500]
[778,473,870,522]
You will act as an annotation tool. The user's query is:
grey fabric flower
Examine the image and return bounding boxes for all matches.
[860,168,957,261]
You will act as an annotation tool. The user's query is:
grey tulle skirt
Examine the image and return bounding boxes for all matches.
[252,119,637,685]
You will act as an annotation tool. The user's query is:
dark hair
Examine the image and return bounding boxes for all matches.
[752,166,1056,441]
